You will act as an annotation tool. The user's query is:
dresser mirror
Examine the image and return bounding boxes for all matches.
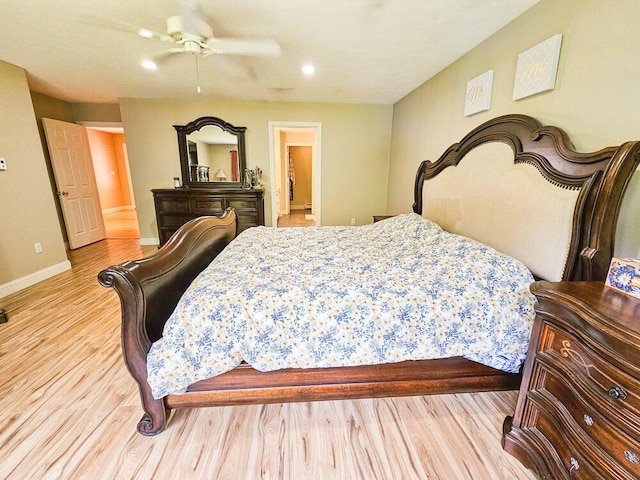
[174,116,247,188]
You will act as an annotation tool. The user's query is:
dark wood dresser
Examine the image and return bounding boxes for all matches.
[152,188,264,246]
[502,281,640,479]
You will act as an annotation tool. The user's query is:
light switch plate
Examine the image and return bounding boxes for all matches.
[0,158,6,170]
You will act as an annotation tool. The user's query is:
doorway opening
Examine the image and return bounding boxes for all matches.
[83,123,140,240]
[269,122,321,228]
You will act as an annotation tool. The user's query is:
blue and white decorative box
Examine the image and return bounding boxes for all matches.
[605,257,640,300]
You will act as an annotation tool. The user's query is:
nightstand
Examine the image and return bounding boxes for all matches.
[502,281,640,479]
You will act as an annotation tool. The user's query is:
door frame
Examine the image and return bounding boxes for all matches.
[268,121,322,227]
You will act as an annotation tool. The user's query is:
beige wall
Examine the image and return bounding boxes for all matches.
[71,103,123,123]
[388,0,640,257]
[0,61,68,287]
[119,98,392,240]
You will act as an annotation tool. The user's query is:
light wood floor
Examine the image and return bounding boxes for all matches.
[103,208,140,239]
[277,209,316,227]
[0,239,537,480]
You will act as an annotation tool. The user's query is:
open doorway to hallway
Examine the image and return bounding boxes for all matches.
[85,125,140,239]
[269,122,321,228]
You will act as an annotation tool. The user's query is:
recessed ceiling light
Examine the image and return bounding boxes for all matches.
[138,28,154,39]
[141,59,157,70]
[302,64,315,76]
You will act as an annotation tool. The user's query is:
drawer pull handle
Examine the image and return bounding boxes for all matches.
[569,457,579,474]
[583,414,593,426]
[626,451,639,464]
[608,386,628,400]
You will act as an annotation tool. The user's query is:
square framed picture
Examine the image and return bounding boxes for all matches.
[513,34,563,100]
[464,70,494,117]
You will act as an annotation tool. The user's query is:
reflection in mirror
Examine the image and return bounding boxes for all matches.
[186,126,238,183]
[174,116,247,188]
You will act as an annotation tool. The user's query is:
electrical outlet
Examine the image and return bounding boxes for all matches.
[351,218,356,226]
[0,157,6,170]
[34,243,43,254]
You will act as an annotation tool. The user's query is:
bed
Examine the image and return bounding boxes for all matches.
[99,114,640,435]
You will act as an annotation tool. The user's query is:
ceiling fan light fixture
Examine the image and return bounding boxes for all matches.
[141,59,157,70]
[138,28,154,39]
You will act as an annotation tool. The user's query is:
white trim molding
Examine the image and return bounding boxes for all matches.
[0,260,72,299]
[102,205,136,214]
[139,237,160,246]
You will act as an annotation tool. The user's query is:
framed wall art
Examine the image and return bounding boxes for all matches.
[513,34,563,100]
[464,69,494,117]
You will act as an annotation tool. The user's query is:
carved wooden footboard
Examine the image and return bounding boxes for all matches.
[98,209,237,434]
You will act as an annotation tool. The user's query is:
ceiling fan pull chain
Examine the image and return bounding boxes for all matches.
[195,55,201,93]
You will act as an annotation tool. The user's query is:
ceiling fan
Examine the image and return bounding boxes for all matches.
[139,13,282,70]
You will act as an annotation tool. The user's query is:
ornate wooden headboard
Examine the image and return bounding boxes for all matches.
[412,114,640,281]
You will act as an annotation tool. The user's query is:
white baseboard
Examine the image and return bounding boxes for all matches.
[139,237,160,246]
[0,260,72,299]
[102,205,135,214]
[290,205,306,210]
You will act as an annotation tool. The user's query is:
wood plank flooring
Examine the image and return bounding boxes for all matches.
[277,209,316,227]
[0,239,537,479]
[103,209,140,239]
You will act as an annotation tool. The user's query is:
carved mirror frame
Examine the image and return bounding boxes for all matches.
[174,116,247,189]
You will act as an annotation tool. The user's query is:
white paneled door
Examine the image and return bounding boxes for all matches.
[43,118,105,249]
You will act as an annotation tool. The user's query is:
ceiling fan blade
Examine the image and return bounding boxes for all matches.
[206,37,281,57]
[83,15,170,42]
[148,49,185,67]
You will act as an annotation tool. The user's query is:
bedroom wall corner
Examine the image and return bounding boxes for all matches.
[0,61,69,292]
[388,0,640,258]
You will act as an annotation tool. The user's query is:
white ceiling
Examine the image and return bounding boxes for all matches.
[0,0,539,105]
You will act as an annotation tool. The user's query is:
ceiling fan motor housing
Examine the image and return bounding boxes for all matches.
[166,15,213,41]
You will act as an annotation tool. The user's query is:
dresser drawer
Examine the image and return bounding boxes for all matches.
[527,401,622,479]
[191,197,224,213]
[158,199,190,213]
[539,323,640,431]
[538,365,640,477]
[228,198,257,210]
[237,213,258,225]
[159,214,193,227]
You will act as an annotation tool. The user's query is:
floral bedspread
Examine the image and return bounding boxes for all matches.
[147,213,536,398]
